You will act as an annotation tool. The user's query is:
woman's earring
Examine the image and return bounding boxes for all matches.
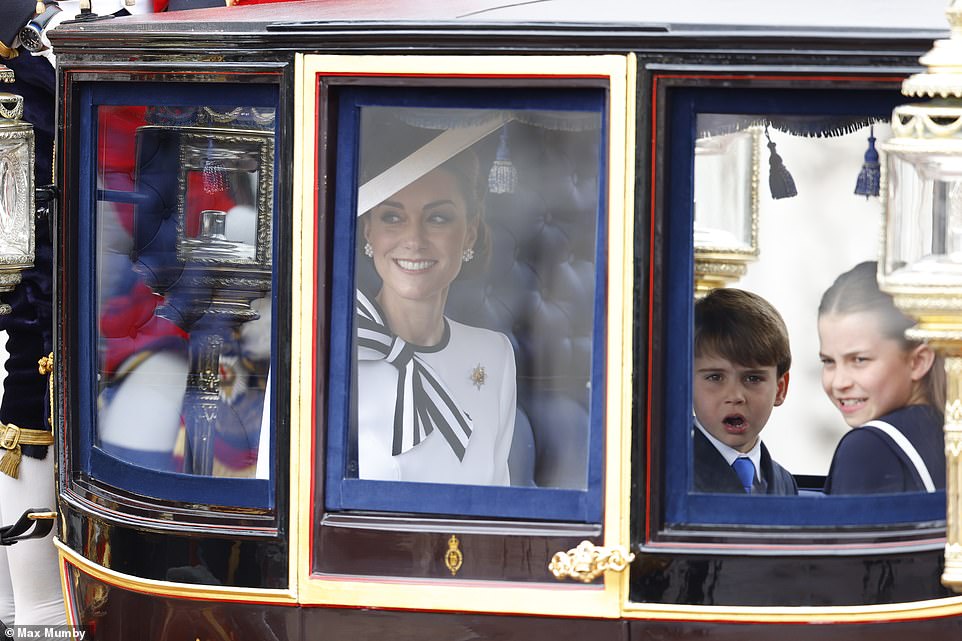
[364,242,374,258]
[462,248,475,263]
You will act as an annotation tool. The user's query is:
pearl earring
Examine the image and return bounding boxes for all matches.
[364,242,374,258]
[462,248,475,263]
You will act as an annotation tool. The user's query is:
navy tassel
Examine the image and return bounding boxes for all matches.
[765,126,797,200]
[488,126,517,194]
[854,126,880,198]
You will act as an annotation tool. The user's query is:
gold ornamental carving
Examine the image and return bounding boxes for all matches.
[947,357,962,425]
[948,431,962,458]
[895,293,962,314]
[901,1,962,99]
[548,540,634,583]
[444,535,463,576]
[877,0,962,594]
[946,355,962,590]
[693,259,749,298]
[693,260,750,279]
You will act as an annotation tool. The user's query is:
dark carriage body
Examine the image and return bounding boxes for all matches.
[44,1,962,638]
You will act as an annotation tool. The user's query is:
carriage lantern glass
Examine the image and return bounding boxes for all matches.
[0,64,34,316]
[878,0,962,594]
[692,124,759,296]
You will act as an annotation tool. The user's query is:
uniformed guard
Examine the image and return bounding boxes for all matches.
[0,0,61,626]
[0,0,165,628]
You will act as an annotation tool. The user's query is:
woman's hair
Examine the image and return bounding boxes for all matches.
[818,261,945,412]
[358,147,492,279]
[435,150,492,278]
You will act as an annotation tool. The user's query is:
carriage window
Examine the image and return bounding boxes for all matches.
[78,83,277,508]
[659,85,947,530]
[323,87,607,521]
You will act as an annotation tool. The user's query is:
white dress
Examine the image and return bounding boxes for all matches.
[356,318,516,486]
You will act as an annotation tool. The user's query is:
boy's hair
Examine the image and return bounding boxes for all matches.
[694,288,792,376]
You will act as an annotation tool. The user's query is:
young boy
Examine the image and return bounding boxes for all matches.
[692,288,797,495]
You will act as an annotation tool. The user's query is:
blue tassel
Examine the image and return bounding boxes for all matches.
[765,126,797,200]
[854,126,880,198]
[488,126,517,194]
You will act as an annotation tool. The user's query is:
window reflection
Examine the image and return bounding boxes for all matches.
[95,105,275,478]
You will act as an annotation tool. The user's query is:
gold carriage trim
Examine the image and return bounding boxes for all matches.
[0,422,54,479]
[444,535,463,576]
[548,540,635,583]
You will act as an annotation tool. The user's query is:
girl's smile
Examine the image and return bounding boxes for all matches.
[818,311,932,427]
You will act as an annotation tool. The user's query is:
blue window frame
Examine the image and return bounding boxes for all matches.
[662,85,946,528]
[324,85,608,522]
[76,81,278,509]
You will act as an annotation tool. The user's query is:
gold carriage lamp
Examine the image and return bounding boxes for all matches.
[877,0,962,593]
[0,62,35,316]
[692,126,760,297]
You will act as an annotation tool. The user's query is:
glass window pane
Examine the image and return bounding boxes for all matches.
[352,105,600,489]
[95,105,275,479]
[658,85,946,530]
[323,86,607,522]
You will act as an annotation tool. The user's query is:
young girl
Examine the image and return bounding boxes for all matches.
[817,261,945,494]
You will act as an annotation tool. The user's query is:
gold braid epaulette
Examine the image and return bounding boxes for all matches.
[0,353,56,479]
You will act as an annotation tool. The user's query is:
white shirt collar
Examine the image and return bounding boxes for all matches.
[694,417,762,480]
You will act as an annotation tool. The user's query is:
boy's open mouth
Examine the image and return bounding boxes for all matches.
[723,415,746,433]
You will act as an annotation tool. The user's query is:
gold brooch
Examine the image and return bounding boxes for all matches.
[470,364,486,389]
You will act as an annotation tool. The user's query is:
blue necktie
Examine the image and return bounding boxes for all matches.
[732,457,755,494]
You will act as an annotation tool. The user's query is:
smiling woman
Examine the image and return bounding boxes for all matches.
[362,160,481,346]
[355,145,517,485]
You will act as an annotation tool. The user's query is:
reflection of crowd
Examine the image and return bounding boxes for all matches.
[96,106,271,477]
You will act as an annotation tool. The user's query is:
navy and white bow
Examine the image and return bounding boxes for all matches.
[356,290,473,460]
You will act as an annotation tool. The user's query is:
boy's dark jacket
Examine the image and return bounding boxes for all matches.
[693,428,798,495]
